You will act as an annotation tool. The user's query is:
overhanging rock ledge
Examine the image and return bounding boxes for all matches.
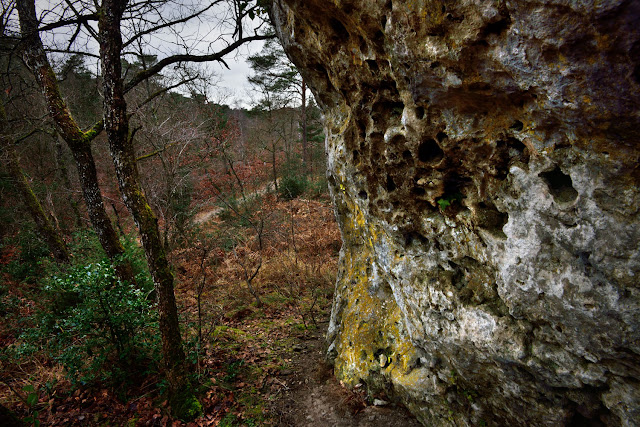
[269,1,640,424]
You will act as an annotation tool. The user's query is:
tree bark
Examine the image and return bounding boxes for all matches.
[16,0,135,284]
[1,105,71,263]
[54,136,84,229]
[301,79,309,173]
[98,0,195,416]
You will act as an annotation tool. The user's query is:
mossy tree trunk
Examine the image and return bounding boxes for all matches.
[16,0,135,284]
[98,0,195,416]
[0,104,71,263]
[54,137,84,229]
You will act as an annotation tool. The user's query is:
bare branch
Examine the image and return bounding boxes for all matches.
[123,2,218,48]
[124,33,274,93]
[38,13,98,32]
[130,74,199,115]
[63,0,98,41]
[43,48,100,59]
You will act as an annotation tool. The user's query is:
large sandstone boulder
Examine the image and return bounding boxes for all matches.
[270,0,640,424]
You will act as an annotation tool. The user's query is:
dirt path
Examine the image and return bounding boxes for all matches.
[269,326,421,426]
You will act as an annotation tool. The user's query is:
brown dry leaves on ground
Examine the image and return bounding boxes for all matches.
[1,195,419,426]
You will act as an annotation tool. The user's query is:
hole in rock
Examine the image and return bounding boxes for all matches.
[579,251,591,267]
[402,150,413,160]
[366,60,379,72]
[507,137,526,152]
[446,13,464,23]
[476,202,508,239]
[436,131,448,142]
[386,175,397,192]
[415,106,425,119]
[374,348,392,368]
[380,79,399,96]
[482,16,511,37]
[510,120,524,131]
[358,190,368,199]
[418,138,444,163]
[540,167,579,204]
[353,149,359,163]
[372,101,403,119]
[508,137,530,164]
[430,61,440,68]
[329,18,350,40]
[567,407,608,427]
[373,30,385,48]
[412,186,426,196]
[404,231,429,247]
[359,36,368,52]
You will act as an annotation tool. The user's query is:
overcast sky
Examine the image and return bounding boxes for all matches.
[32,0,267,108]
[212,41,265,108]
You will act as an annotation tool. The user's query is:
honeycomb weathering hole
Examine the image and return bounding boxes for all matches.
[540,166,578,204]
[418,138,444,163]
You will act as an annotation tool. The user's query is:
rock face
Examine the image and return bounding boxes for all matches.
[270,0,640,425]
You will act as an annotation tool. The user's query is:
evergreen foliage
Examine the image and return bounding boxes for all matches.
[6,231,160,389]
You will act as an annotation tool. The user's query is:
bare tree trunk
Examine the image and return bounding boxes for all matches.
[1,107,70,263]
[98,0,198,419]
[271,142,279,194]
[301,79,309,173]
[16,0,135,285]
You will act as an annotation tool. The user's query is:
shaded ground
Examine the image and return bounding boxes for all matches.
[269,326,421,427]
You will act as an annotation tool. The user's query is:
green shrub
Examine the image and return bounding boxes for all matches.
[279,174,308,200]
[38,259,159,386]
[218,194,261,228]
[306,176,329,199]
[10,233,160,389]
[1,227,51,283]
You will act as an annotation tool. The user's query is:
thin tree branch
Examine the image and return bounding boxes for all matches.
[38,13,98,32]
[43,48,100,59]
[130,75,199,114]
[122,2,218,48]
[123,33,274,94]
[63,0,98,41]
[135,141,178,162]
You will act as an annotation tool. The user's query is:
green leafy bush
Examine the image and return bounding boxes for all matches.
[37,259,159,386]
[279,174,308,200]
[218,194,262,228]
[306,176,329,199]
[10,231,160,389]
[1,227,51,283]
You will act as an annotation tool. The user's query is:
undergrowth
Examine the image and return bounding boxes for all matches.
[1,195,340,426]
[2,230,160,395]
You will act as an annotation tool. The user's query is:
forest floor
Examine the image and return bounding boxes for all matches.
[1,195,420,426]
